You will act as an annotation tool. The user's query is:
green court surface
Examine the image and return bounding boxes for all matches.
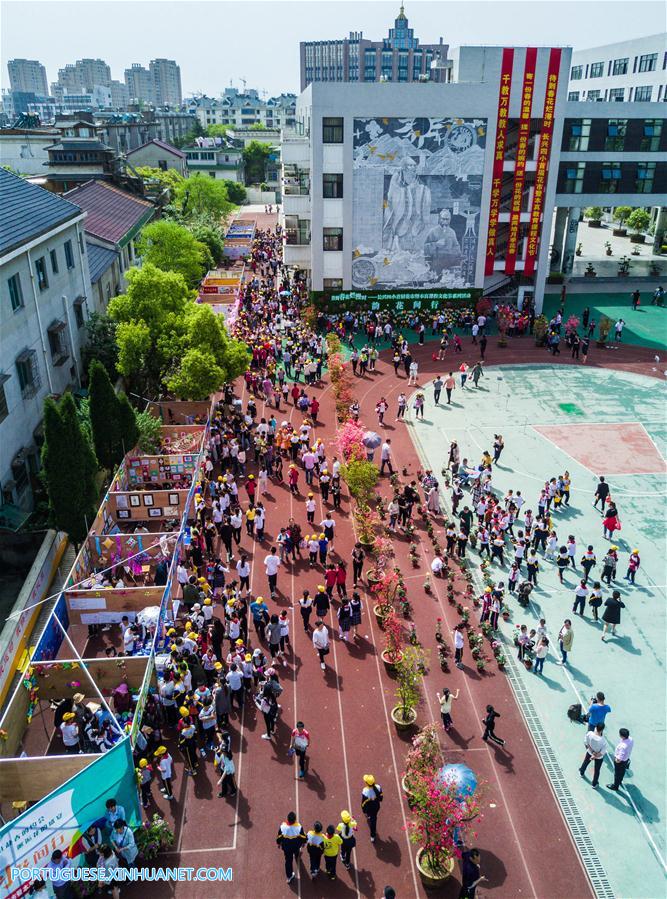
[407,364,667,899]
[543,292,667,351]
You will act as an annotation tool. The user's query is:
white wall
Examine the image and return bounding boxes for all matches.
[569,34,666,103]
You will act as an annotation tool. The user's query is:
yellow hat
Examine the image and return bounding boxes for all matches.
[317,585,325,592]
[154,746,167,757]
[256,596,264,602]
[214,662,223,670]
[363,774,375,786]
[319,533,325,540]
[235,639,244,646]
[485,587,492,593]
[139,759,148,769]
[248,474,255,479]
[62,712,76,722]
[72,693,85,703]
[218,476,223,481]
[633,548,639,554]
[340,810,351,824]
[308,492,314,497]
[170,643,177,652]
[204,598,212,605]
[184,621,192,631]
[167,628,176,636]
[179,706,190,717]
[610,545,618,551]
[245,653,252,661]
[198,577,206,583]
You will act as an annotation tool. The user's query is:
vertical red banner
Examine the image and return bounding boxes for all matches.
[485,48,514,276]
[505,47,537,274]
[524,47,562,276]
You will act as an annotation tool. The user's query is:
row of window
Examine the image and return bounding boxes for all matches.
[564,117,663,151]
[559,161,662,194]
[571,52,661,80]
[8,241,77,310]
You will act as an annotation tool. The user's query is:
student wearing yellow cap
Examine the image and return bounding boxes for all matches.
[361,774,383,842]
[336,810,358,869]
[60,712,80,754]
[154,746,174,800]
[137,758,153,808]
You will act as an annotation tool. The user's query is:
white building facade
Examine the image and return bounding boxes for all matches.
[568,34,667,104]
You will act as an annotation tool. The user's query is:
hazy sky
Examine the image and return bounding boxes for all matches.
[2,0,665,96]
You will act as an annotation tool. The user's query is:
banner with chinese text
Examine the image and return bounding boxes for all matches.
[485,48,514,276]
[505,47,537,274]
[524,48,562,276]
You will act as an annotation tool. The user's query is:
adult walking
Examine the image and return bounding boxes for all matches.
[436,687,459,732]
[607,728,634,791]
[352,543,365,586]
[276,812,307,884]
[557,619,574,666]
[459,848,487,899]
[433,375,444,404]
[290,721,310,779]
[593,476,610,512]
[601,590,625,641]
[312,619,330,670]
[361,774,383,843]
[579,723,607,788]
[481,705,506,746]
[445,372,456,404]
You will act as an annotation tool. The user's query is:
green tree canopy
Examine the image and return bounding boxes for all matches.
[188,222,225,265]
[108,263,249,399]
[223,180,247,205]
[138,219,212,287]
[81,312,118,380]
[41,393,98,544]
[614,206,633,226]
[173,119,205,149]
[242,140,272,185]
[207,124,232,138]
[627,208,651,234]
[175,174,233,220]
[89,361,141,469]
[134,165,185,195]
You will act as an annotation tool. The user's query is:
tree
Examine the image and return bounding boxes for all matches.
[627,208,650,235]
[134,165,184,196]
[89,360,122,469]
[135,410,163,454]
[173,119,205,149]
[242,140,272,185]
[584,206,603,221]
[165,304,250,400]
[223,180,247,205]
[175,174,233,220]
[138,220,212,287]
[41,393,98,545]
[109,263,193,394]
[118,393,139,456]
[81,312,118,380]
[614,206,633,227]
[207,124,231,138]
[188,222,225,265]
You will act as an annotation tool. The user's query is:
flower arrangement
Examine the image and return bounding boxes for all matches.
[135,814,175,861]
[354,504,381,545]
[460,606,470,624]
[496,653,507,669]
[382,611,404,664]
[423,575,432,594]
[371,568,402,617]
[393,645,428,726]
[475,658,486,671]
[409,543,420,567]
[435,619,443,642]
[342,460,379,505]
[337,419,367,462]
[403,724,443,798]
[404,521,416,539]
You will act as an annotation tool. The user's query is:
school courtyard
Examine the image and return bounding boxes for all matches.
[408,364,667,898]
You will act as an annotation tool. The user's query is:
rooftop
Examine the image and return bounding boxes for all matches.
[0,167,83,258]
[126,138,186,159]
[86,241,119,283]
[62,180,155,246]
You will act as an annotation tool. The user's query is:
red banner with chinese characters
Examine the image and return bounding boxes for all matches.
[485,48,514,276]
[505,47,537,274]
[524,47,562,276]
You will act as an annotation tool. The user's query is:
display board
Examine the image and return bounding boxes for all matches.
[352,116,487,290]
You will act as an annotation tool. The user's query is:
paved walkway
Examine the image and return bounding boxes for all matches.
[407,364,667,898]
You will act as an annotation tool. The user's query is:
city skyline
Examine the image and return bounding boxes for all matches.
[2,0,664,98]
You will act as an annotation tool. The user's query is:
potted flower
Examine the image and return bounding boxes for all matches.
[381,611,404,670]
[585,206,603,228]
[613,205,632,237]
[597,315,613,347]
[135,814,175,861]
[409,543,420,567]
[496,653,507,670]
[501,605,511,622]
[423,575,432,594]
[475,658,486,672]
[371,567,401,626]
[627,208,650,243]
[402,723,442,804]
[391,645,425,731]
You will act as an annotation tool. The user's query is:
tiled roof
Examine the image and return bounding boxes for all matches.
[127,138,185,159]
[86,242,119,283]
[63,180,155,246]
[0,167,83,257]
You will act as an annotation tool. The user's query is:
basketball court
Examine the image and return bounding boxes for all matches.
[408,363,667,899]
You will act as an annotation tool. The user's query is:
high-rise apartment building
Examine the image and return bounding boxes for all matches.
[7,59,49,96]
[124,64,155,104]
[52,58,112,97]
[149,59,182,106]
[300,5,448,91]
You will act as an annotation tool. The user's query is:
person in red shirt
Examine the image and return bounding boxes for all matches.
[290,722,310,778]
[291,384,301,407]
[310,397,320,423]
[335,561,347,599]
[245,476,256,504]
[288,464,299,494]
[324,563,338,597]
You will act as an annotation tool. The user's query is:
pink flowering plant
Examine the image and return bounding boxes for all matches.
[403,724,442,796]
[336,419,367,462]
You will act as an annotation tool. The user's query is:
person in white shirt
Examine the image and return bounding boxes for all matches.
[408,361,419,385]
[312,620,330,670]
[431,554,445,576]
[579,723,607,788]
[380,440,394,476]
[265,547,281,597]
[306,495,316,525]
[572,580,589,616]
[453,625,465,669]
[608,728,634,791]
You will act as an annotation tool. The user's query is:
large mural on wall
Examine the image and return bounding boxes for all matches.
[352,117,487,289]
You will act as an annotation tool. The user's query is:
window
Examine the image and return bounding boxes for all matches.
[64,240,75,269]
[634,86,653,101]
[568,91,580,101]
[74,296,85,329]
[323,173,343,198]
[323,278,343,290]
[636,162,656,192]
[605,119,627,151]
[47,320,69,365]
[612,57,628,76]
[15,349,40,399]
[589,62,604,78]
[8,273,24,311]
[608,88,625,102]
[570,65,583,80]
[284,215,310,245]
[567,118,591,151]
[323,227,343,251]
[586,90,601,101]
[563,162,585,193]
[600,164,622,193]
[323,117,343,143]
[641,119,662,151]
[50,249,59,274]
[34,257,48,291]
[638,53,657,73]
[0,375,8,423]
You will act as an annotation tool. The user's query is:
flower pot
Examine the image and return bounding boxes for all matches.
[523,658,533,670]
[416,848,455,888]
[613,228,627,237]
[381,649,403,670]
[366,571,381,587]
[391,705,417,731]
[630,234,646,244]
[588,220,602,228]
[373,604,390,628]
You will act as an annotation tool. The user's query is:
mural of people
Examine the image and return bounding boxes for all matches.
[352,116,487,290]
